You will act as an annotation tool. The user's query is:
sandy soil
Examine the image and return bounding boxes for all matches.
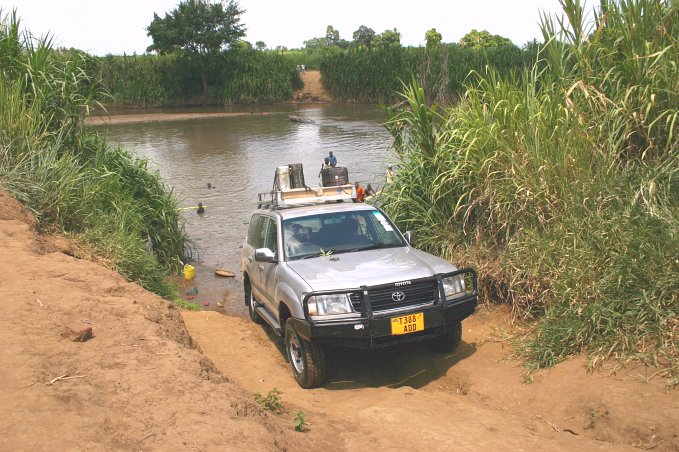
[85,69,329,126]
[0,191,331,451]
[86,111,272,126]
[294,70,331,102]
[183,309,678,451]
[1,189,678,450]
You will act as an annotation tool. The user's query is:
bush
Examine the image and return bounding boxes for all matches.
[95,48,300,107]
[379,0,678,377]
[0,10,188,298]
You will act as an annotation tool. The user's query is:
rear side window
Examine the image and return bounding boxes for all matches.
[247,215,263,248]
[263,218,278,255]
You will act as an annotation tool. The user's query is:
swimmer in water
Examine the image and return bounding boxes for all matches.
[197,202,205,214]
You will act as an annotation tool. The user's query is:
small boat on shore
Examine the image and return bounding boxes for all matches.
[214,269,235,278]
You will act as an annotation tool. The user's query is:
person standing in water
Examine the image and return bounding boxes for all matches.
[354,181,365,202]
[386,164,395,184]
[319,157,331,176]
[365,184,376,197]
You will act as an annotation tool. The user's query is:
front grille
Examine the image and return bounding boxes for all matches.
[349,279,438,313]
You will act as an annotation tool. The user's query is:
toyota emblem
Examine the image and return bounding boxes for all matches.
[392,291,406,302]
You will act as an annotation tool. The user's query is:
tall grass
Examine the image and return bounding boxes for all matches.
[380,0,678,377]
[96,48,301,107]
[0,10,188,297]
[96,41,530,107]
[320,44,532,103]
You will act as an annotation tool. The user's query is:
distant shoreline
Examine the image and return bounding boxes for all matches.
[85,111,271,126]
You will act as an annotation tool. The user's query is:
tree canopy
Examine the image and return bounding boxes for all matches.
[352,25,375,48]
[146,0,246,55]
[372,28,401,48]
[425,28,442,48]
[458,29,513,49]
[325,25,340,46]
[304,25,349,49]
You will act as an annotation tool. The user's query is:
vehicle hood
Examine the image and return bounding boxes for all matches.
[286,247,456,291]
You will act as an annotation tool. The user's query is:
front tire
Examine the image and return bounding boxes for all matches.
[244,279,264,324]
[285,321,326,388]
[425,320,462,353]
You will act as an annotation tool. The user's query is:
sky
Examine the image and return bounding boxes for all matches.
[0,0,573,56]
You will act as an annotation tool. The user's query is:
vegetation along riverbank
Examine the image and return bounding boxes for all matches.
[378,0,678,380]
[85,0,535,107]
[0,11,188,298]
[2,0,677,383]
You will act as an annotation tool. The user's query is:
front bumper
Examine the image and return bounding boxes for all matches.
[291,269,477,349]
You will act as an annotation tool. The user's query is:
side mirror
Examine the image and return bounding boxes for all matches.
[255,248,276,262]
[404,231,417,247]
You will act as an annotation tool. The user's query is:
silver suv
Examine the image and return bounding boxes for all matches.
[242,201,477,388]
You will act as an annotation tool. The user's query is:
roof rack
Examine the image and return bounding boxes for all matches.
[257,185,356,209]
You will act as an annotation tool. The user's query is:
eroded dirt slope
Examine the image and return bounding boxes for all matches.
[0,191,331,451]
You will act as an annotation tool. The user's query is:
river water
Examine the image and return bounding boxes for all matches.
[99,104,395,310]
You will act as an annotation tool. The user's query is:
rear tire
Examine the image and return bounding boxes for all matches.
[425,320,462,353]
[244,279,264,324]
[285,321,326,388]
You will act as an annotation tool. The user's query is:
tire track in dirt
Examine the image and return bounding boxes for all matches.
[182,311,648,451]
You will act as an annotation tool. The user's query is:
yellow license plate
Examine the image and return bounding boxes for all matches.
[390,312,424,335]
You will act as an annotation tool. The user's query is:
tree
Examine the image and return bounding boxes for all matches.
[235,40,252,50]
[325,25,340,47]
[304,25,347,50]
[372,28,401,48]
[303,37,326,50]
[425,28,442,49]
[352,25,375,48]
[146,0,246,99]
[255,41,266,51]
[458,29,513,49]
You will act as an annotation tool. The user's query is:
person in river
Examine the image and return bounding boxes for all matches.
[354,181,365,202]
[386,164,395,184]
[197,202,205,214]
[319,157,331,177]
[365,183,376,198]
[328,151,337,167]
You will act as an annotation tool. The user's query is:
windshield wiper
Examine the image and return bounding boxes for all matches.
[340,243,399,254]
[300,251,329,260]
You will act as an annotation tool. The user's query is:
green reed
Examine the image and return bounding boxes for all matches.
[320,44,531,103]
[0,10,188,298]
[95,48,300,107]
[379,0,678,378]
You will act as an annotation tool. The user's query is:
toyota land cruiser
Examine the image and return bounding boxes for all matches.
[242,181,477,388]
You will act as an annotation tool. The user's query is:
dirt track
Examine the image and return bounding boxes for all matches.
[1,189,678,450]
[295,70,331,102]
[183,310,678,450]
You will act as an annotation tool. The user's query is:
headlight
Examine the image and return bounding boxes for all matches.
[442,275,465,299]
[307,294,354,316]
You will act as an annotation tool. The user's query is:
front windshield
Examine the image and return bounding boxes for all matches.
[283,209,405,260]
